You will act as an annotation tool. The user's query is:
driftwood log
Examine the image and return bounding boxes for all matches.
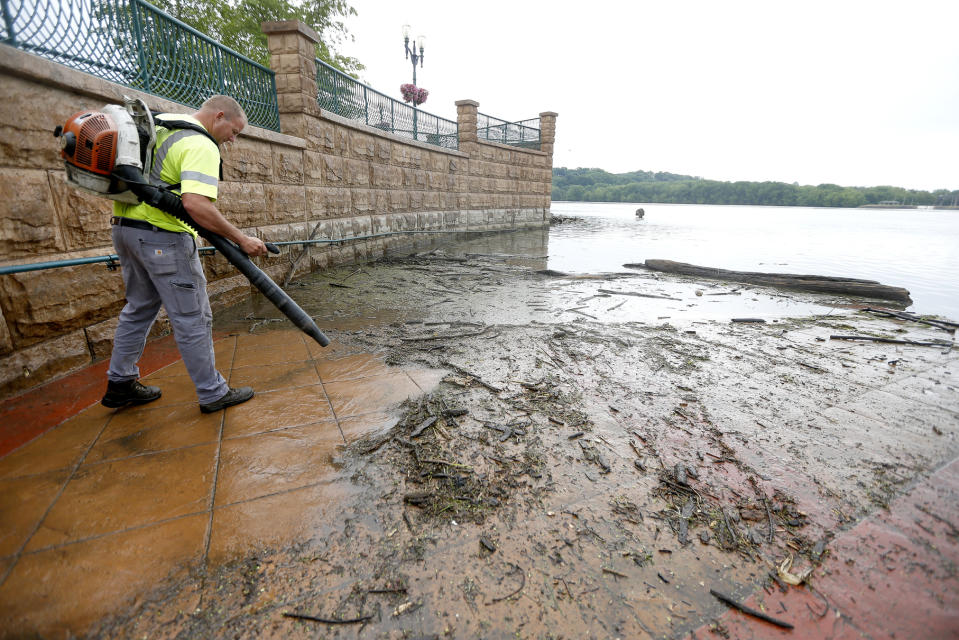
[625,260,911,304]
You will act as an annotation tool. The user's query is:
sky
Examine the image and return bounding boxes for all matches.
[339,0,959,191]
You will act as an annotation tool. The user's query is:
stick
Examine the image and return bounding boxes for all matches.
[607,300,627,311]
[830,335,953,348]
[489,564,526,603]
[283,612,373,624]
[598,288,680,301]
[709,589,794,629]
[603,567,628,578]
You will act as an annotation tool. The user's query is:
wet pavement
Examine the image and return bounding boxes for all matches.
[0,228,957,639]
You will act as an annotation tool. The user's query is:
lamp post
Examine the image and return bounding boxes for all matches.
[402,24,425,86]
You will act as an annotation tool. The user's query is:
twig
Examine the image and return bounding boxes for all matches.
[440,360,503,393]
[598,288,680,301]
[401,328,491,342]
[830,335,953,348]
[607,300,627,311]
[602,567,628,578]
[283,612,373,624]
[709,589,794,629]
[489,564,526,603]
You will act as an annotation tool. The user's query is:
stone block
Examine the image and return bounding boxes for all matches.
[206,274,251,312]
[349,131,375,160]
[372,189,390,214]
[344,158,370,187]
[412,170,428,190]
[0,305,12,355]
[272,53,305,75]
[427,171,447,191]
[303,150,325,185]
[371,163,391,188]
[306,247,329,271]
[389,213,413,233]
[327,243,355,267]
[390,144,411,167]
[408,148,424,169]
[371,214,390,235]
[273,148,305,185]
[0,76,102,171]
[224,139,274,182]
[306,186,351,218]
[47,171,113,251]
[84,316,118,361]
[266,184,307,224]
[330,218,353,240]
[0,261,124,348]
[219,182,270,229]
[408,191,424,211]
[351,216,373,238]
[0,168,62,260]
[351,189,375,215]
[429,152,447,173]
[200,245,236,280]
[467,210,489,230]
[0,330,90,399]
[322,154,344,184]
[389,190,409,212]
[423,192,440,210]
[438,193,455,210]
[307,118,336,153]
[389,167,404,189]
[374,139,391,163]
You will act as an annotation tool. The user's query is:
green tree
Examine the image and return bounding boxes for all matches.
[148,0,364,75]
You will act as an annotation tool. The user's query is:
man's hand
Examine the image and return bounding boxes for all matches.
[238,235,268,257]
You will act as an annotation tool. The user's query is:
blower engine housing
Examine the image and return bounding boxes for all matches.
[54,97,155,204]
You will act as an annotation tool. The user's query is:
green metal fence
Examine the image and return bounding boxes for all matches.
[316,57,458,150]
[0,0,280,131]
[477,113,540,149]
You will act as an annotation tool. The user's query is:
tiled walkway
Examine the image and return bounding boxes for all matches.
[0,329,442,635]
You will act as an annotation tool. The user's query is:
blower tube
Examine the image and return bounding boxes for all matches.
[113,165,330,347]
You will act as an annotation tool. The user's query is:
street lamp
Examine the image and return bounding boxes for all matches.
[402,24,425,86]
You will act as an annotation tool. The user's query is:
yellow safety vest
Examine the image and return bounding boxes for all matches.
[113,114,220,237]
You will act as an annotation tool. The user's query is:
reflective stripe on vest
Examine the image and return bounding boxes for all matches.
[149,129,212,186]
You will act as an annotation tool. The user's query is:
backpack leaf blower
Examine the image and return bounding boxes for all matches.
[54,96,330,347]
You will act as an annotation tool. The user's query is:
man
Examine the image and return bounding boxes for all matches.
[101,94,267,413]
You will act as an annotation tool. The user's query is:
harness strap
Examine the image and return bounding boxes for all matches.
[149,116,224,189]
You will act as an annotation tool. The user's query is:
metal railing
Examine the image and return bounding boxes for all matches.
[0,0,281,131]
[477,113,540,149]
[316,57,458,150]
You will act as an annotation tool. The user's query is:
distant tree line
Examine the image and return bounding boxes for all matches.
[551,168,959,208]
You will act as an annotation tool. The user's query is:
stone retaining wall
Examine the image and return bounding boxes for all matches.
[0,20,556,399]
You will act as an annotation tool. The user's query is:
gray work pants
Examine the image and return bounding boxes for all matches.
[107,224,229,404]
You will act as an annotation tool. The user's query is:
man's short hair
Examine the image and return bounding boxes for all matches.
[200,95,246,123]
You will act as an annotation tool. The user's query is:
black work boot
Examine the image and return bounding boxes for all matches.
[101,380,162,409]
[199,386,254,413]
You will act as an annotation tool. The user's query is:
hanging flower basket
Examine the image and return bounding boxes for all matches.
[400,83,429,106]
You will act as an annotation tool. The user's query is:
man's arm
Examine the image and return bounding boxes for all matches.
[182,193,267,257]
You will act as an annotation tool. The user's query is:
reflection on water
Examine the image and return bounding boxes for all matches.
[550,202,959,318]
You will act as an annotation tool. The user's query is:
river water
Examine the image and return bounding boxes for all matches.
[548,201,959,319]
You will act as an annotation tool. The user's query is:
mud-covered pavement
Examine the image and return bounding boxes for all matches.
[88,228,958,639]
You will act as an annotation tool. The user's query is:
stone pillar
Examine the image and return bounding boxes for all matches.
[455,99,479,149]
[261,20,321,138]
[539,111,558,158]
[539,112,558,214]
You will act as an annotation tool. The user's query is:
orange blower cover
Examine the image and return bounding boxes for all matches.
[59,111,119,176]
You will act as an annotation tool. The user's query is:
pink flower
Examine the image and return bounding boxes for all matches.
[400,84,429,106]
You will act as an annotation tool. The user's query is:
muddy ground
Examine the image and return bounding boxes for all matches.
[88,228,958,639]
